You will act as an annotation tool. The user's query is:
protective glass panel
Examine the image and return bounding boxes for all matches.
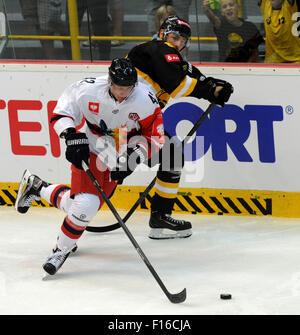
[0,0,299,63]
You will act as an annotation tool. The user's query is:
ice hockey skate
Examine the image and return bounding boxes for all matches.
[43,246,72,275]
[148,211,192,239]
[52,243,78,254]
[15,170,49,214]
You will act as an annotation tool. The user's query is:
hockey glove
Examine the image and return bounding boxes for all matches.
[206,78,234,107]
[111,145,147,182]
[65,131,90,170]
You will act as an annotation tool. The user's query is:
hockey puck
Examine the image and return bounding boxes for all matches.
[220,293,232,300]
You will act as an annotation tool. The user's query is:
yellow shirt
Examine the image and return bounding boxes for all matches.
[260,0,300,63]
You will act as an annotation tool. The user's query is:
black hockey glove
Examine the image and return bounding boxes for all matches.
[206,78,234,107]
[111,145,147,182]
[64,130,90,170]
[215,80,234,107]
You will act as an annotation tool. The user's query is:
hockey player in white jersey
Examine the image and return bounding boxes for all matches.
[15,58,165,275]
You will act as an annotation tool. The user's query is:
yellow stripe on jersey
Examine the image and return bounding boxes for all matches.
[170,76,197,99]
[182,77,197,97]
[171,76,187,98]
[136,67,171,106]
[136,68,161,93]
[164,42,177,49]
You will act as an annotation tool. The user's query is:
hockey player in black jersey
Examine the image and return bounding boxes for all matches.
[127,15,234,240]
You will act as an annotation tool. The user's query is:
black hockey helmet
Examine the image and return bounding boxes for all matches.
[160,15,191,40]
[109,58,137,86]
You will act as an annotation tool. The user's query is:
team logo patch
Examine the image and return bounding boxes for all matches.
[88,102,100,114]
[165,54,180,62]
[128,112,140,121]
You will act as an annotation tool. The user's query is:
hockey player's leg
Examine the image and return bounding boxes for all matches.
[15,170,80,253]
[15,169,50,214]
[148,134,192,239]
[149,170,192,240]
[43,193,100,275]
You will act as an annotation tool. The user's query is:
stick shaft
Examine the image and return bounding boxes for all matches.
[82,162,186,303]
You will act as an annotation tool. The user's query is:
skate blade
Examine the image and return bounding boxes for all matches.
[42,272,52,281]
[14,169,31,211]
[148,228,192,240]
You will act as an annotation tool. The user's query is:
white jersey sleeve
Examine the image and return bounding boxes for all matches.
[52,80,86,136]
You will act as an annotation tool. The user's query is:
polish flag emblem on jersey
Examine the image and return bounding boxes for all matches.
[165,54,180,62]
[88,102,100,114]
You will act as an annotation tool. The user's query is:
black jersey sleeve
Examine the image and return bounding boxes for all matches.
[128,40,232,104]
[128,41,188,94]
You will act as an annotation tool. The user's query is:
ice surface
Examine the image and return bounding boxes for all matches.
[1,207,300,315]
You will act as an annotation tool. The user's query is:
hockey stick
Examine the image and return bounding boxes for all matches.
[86,102,216,233]
[82,161,186,304]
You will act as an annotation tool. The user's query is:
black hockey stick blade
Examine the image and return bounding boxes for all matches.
[168,288,187,304]
[86,102,216,234]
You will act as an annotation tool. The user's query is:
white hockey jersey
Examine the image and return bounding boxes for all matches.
[51,76,165,169]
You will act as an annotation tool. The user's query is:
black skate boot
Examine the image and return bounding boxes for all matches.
[15,169,49,214]
[43,246,72,275]
[148,211,192,239]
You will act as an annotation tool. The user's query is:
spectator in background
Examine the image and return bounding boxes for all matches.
[146,0,192,36]
[203,0,264,62]
[37,0,71,59]
[109,0,125,47]
[19,0,71,59]
[209,0,221,11]
[75,0,111,60]
[258,0,300,63]
[152,4,177,40]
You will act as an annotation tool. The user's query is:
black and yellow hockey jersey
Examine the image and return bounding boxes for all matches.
[127,40,216,108]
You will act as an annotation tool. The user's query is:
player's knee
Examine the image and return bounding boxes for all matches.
[68,193,100,225]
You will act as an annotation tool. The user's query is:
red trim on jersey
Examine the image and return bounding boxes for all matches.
[75,116,86,132]
[138,106,165,158]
